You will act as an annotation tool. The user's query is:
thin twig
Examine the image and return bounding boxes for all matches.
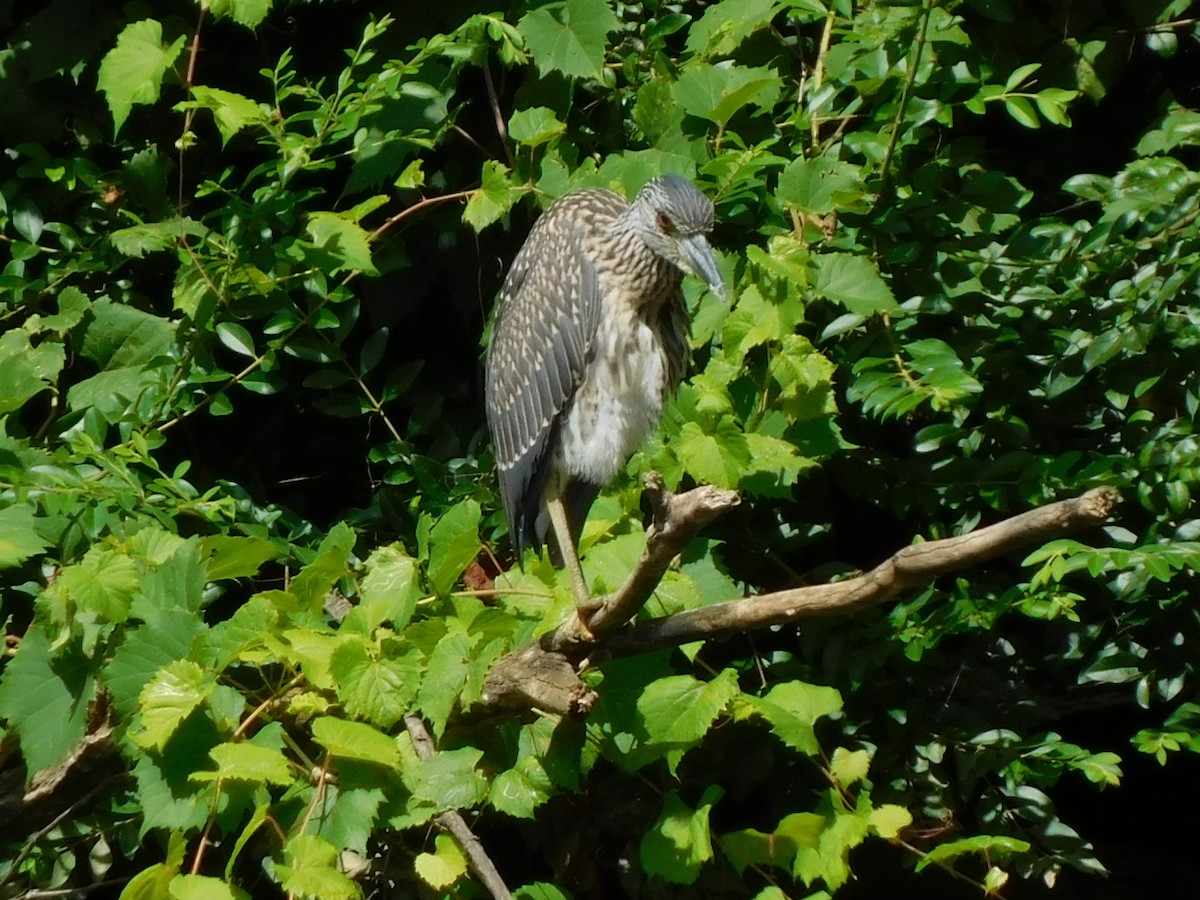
[403,716,514,900]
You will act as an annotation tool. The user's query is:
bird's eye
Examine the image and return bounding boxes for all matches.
[656,212,675,235]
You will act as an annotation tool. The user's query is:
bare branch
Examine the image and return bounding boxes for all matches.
[545,473,740,653]
[605,487,1120,657]
[403,716,514,900]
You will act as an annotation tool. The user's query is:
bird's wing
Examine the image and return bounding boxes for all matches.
[485,212,600,558]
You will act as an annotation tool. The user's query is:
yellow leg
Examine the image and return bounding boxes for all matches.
[546,492,597,615]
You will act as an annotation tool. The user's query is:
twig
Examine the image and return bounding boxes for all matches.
[480,486,1118,712]
[402,716,513,900]
[579,473,740,642]
[605,487,1119,657]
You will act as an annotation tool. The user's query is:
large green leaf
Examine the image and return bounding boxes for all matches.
[0,626,95,774]
[518,0,620,81]
[0,331,65,415]
[639,787,723,885]
[97,19,187,134]
[0,504,50,568]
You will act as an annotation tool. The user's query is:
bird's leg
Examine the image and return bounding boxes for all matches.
[547,493,599,618]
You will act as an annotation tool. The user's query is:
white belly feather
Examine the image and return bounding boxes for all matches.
[560,311,667,485]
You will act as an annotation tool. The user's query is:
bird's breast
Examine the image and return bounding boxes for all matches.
[558,307,671,486]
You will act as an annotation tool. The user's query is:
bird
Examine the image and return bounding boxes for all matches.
[484,173,723,613]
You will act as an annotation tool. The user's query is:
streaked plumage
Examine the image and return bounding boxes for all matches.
[485,174,722,570]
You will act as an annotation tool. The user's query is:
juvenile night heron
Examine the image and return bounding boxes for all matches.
[484,174,723,610]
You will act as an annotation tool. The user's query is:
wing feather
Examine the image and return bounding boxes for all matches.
[485,195,617,558]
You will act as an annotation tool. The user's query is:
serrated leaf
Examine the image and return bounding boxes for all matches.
[518,0,620,81]
[54,546,141,623]
[426,500,481,595]
[508,106,566,147]
[290,522,356,608]
[0,331,65,415]
[414,834,468,889]
[814,252,898,315]
[132,659,215,751]
[200,535,278,581]
[674,419,750,488]
[106,613,204,716]
[169,874,249,900]
[329,639,420,728]
[637,670,739,747]
[415,747,489,812]
[416,630,474,737]
[277,835,360,900]
[306,212,377,275]
[97,19,187,134]
[489,756,554,818]
[0,504,50,568]
[829,747,871,786]
[192,741,295,784]
[778,156,866,215]
[915,834,1032,871]
[185,86,265,144]
[0,627,95,775]
[464,160,524,232]
[868,804,912,839]
[311,716,401,768]
[748,681,843,756]
[359,544,423,629]
[203,0,272,28]
[639,787,723,885]
[672,63,782,126]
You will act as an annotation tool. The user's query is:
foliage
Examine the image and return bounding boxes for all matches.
[1,0,1198,897]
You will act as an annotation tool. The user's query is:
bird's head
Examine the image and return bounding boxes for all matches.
[630,174,724,298]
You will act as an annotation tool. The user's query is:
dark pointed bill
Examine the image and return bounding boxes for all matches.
[678,233,725,299]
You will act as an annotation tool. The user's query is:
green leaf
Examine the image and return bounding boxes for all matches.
[203,0,272,28]
[181,86,265,144]
[674,419,750,488]
[216,321,256,358]
[868,804,912,839]
[132,659,215,751]
[311,716,401,768]
[489,755,554,818]
[414,833,468,889]
[359,544,423,629]
[106,614,203,716]
[0,627,95,775]
[0,330,65,414]
[416,630,474,737]
[426,500,481,595]
[0,504,50,568]
[814,253,898,315]
[685,0,780,57]
[778,157,866,216]
[639,787,723,884]
[54,546,141,623]
[192,741,295,785]
[1004,95,1040,129]
[672,63,782,127]
[508,107,566,147]
[290,522,356,608]
[201,535,278,581]
[464,161,524,232]
[829,747,871,786]
[97,19,187,134]
[170,874,249,900]
[329,639,420,729]
[415,746,489,812]
[306,212,377,275]
[637,670,739,747]
[518,0,620,81]
[915,834,1032,871]
[746,680,843,756]
[277,835,360,900]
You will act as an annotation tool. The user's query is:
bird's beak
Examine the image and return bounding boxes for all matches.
[678,234,725,299]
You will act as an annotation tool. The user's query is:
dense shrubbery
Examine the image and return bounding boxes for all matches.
[1,0,1198,897]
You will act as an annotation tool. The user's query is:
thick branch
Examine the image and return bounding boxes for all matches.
[543,473,740,654]
[605,487,1119,657]
[403,716,513,900]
